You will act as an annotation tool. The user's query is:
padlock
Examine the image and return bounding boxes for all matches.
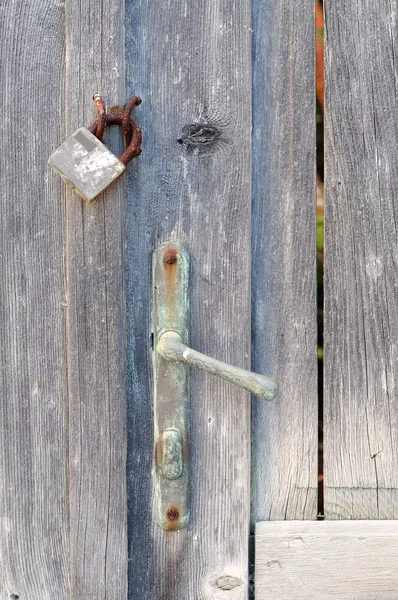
[48,95,142,203]
[48,127,126,202]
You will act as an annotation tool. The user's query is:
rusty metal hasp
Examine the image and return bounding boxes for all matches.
[153,242,279,531]
[48,94,142,202]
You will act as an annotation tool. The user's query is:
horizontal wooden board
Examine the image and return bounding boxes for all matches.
[256,520,398,599]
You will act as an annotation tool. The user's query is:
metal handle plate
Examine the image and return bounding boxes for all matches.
[153,242,190,531]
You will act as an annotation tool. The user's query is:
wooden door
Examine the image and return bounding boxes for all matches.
[4,0,397,598]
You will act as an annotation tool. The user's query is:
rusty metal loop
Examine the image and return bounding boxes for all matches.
[88,94,142,165]
[92,94,106,140]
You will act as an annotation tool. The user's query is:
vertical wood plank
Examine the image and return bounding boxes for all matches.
[324,0,398,519]
[65,2,128,596]
[0,3,69,598]
[126,1,252,597]
[251,0,318,522]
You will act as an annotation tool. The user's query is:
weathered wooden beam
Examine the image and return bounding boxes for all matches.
[251,0,318,522]
[324,0,398,519]
[65,0,128,596]
[125,0,253,596]
[256,520,398,599]
[0,2,69,598]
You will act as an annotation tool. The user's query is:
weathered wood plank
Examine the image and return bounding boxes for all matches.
[251,0,318,522]
[65,1,128,596]
[256,520,398,599]
[0,2,69,598]
[126,0,252,597]
[324,0,398,518]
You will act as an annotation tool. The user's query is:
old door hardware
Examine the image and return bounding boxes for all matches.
[158,332,279,401]
[153,241,278,531]
[48,94,142,202]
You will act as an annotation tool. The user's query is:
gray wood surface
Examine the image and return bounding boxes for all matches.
[125,0,252,597]
[256,520,398,599]
[0,2,69,598]
[65,1,128,597]
[324,0,398,518]
[251,0,318,522]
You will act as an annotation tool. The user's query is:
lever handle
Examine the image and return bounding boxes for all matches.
[157,330,278,402]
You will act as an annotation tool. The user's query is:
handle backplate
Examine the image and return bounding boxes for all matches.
[153,241,190,530]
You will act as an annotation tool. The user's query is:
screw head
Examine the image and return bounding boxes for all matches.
[164,251,178,265]
[166,507,180,522]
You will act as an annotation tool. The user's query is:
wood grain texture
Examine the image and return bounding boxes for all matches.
[0,2,68,598]
[251,0,318,522]
[125,0,252,597]
[324,0,398,518]
[256,520,398,599]
[65,1,128,596]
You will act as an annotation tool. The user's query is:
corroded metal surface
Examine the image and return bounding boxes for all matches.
[157,331,278,401]
[161,429,183,480]
[153,242,190,530]
[88,94,142,165]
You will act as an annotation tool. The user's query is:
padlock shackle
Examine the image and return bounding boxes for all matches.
[88,95,142,166]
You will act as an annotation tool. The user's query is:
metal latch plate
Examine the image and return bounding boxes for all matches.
[153,242,190,530]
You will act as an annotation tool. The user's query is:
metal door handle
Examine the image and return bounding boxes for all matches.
[157,330,278,401]
[152,242,278,531]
